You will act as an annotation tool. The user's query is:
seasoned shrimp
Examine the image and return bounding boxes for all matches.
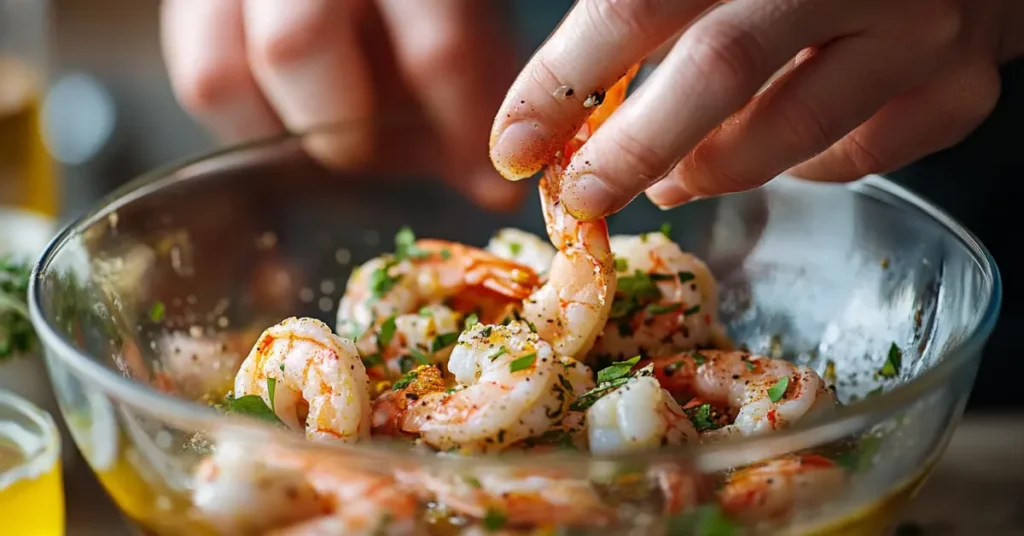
[337,236,540,336]
[233,317,371,443]
[521,66,640,359]
[643,351,837,438]
[718,454,847,523]
[353,303,464,383]
[406,469,613,528]
[589,232,722,362]
[156,329,258,400]
[401,322,594,453]
[585,371,699,455]
[486,227,556,276]
[193,439,419,536]
[371,364,447,437]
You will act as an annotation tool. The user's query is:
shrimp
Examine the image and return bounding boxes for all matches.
[718,454,847,523]
[355,303,464,383]
[521,65,640,359]
[405,469,613,528]
[337,236,540,335]
[400,322,595,453]
[642,351,837,438]
[588,232,723,363]
[156,329,258,400]
[193,439,419,536]
[371,364,447,437]
[585,371,699,455]
[486,227,556,277]
[233,317,371,443]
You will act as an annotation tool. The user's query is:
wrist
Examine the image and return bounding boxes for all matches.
[1000,0,1024,62]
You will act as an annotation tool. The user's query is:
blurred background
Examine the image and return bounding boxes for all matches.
[3,0,1023,411]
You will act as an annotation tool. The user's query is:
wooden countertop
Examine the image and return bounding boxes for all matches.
[66,414,1024,535]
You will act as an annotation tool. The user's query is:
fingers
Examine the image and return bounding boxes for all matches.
[160,0,281,143]
[243,0,375,167]
[787,56,1001,182]
[489,0,717,180]
[561,0,860,220]
[645,29,940,207]
[375,0,524,211]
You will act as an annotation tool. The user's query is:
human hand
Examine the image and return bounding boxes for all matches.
[161,0,524,211]
[490,0,1024,220]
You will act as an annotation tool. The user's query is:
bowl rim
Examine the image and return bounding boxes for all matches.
[27,127,1003,470]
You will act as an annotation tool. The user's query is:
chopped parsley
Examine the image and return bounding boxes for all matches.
[614,257,629,272]
[646,302,682,315]
[222,377,283,426]
[685,403,723,432]
[509,352,537,373]
[0,257,35,360]
[408,348,431,366]
[665,504,738,536]
[692,352,707,366]
[378,315,397,347]
[430,332,460,353]
[148,301,165,322]
[768,376,790,402]
[508,242,522,256]
[393,369,419,390]
[570,363,654,412]
[394,226,429,260]
[463,475,483,488]
[463,313,479,329]
[596,355,640,383]
[369,264,402,299]
[879,343,902,379]
[659,222,672,238]
[362,353,383,368]
[488,347,507,361]
[677,271,696,283]
[482,508,507,531]
[683,304,701,316]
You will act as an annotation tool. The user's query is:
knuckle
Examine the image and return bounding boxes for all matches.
[605,130,669,184]
[777,94,838,155]
[583,0,662,40]
[683,23,765,95]
[401,29,470,85]
[842,134,886,176]
[250,8,331,68]
[172,64,248,115]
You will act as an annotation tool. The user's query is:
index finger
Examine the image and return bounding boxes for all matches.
[488,0,714,180]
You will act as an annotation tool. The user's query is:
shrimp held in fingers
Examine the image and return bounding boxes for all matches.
[521,66,641,359]
[642,350,837,439]
[589,232,723,363]
[401,321,594,453]
[233,317,371,443]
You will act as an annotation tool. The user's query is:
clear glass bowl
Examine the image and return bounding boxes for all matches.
[28,124,1000,535]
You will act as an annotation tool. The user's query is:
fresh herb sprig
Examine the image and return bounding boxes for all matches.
[0,257,36,360]
[220,377,284,426]
[570,357,650,412]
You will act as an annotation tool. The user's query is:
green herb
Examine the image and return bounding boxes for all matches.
[692,352,707,366]
[369,262,402,299]
[0,257,35,360]
[508,242,522,256]
[408,348,431,365]
[744,360,756,371]
[394,226,428,260]
[834,433,883,473]
[430,332,460,353]
[439,249,451,260]
[480,326,493,337]
[683,304,701,316]
[223,393,283,426]
[665,504,738,536]
[768,376,790,402]
[677,271,696,283]
[482,509,507,531]
[418,307,433,317]
[267,377,277,409]
[685,403,722,432]
[526,320,538,333]
[378,315,397,347]
[488,347,507,361]
[570,364,654,412]
[659,222,672,238]
[463,313,479,330]
[879,343,902,378]
[614,257,629,272]
[509,352,537,373]
[393,369,419,390]
[646,302,682,315]
[148,301,166,322]
[463,475,483,488]
[610,270,665,320]
[596,355,641,384]
[362,354,383,368]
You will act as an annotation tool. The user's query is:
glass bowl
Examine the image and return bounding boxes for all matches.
[28,123,1000,535]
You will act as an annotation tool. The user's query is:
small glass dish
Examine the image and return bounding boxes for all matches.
[0,388,64,534]
[28,122,1000,535]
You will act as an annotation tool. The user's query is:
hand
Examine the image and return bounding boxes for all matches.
[161,0,524,211]
[490,0,1023,220]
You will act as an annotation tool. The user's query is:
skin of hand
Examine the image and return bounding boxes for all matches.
[490,0,1024,221]
[160,0,524,212]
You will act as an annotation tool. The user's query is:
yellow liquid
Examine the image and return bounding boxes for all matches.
[0,57,58,216]
[0,439,64,535]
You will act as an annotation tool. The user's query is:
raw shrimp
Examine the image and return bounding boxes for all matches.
[588,232,722,362]
[521,65,640,359]
[337,236,540,336]
[718,454,847,523]
[406,469,613,528]
[643,351,836,438]
[233,317,371,443]
[486,227,556,276]
[585,372,699,455]
[400,322,595,453]
[193,440,419,536]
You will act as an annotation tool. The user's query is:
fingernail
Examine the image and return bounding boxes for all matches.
[562,174,618,221]
[489,121,552,181]
[646,180,696,209]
